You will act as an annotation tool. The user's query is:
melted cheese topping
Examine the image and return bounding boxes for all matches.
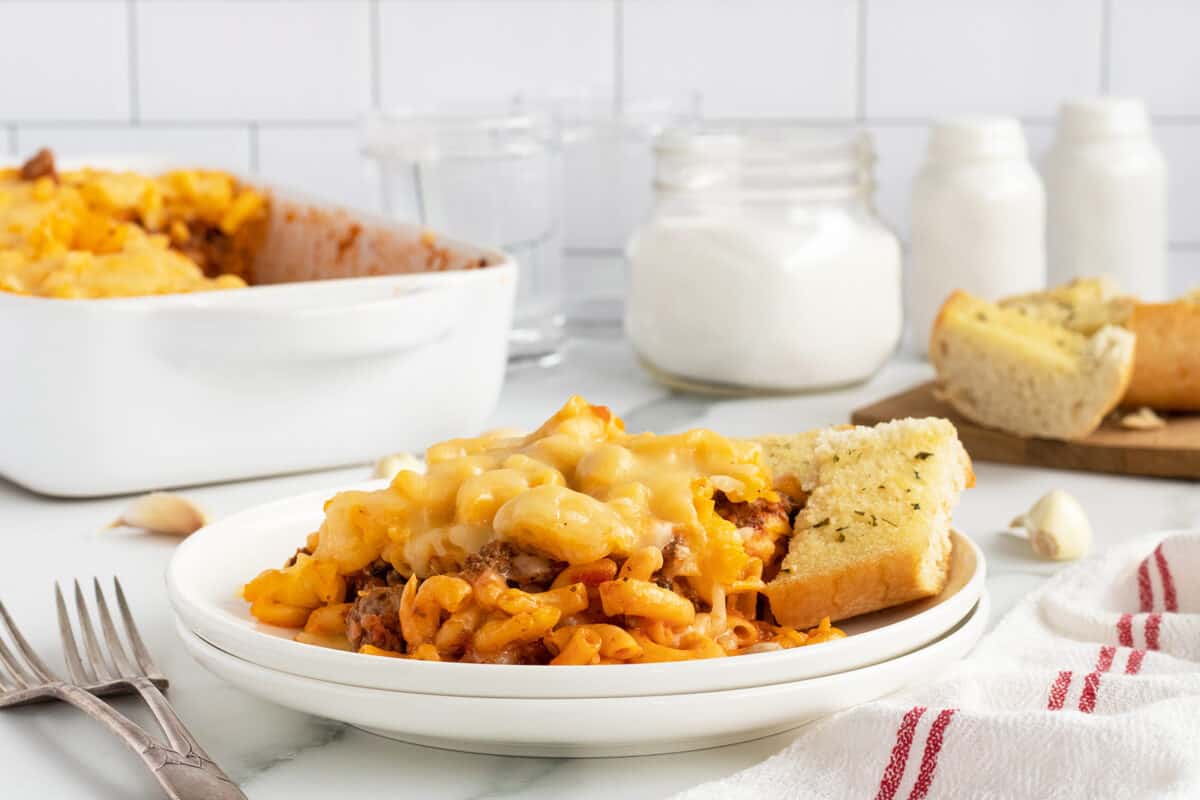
[0,165,262,298]
[312,396,778,584]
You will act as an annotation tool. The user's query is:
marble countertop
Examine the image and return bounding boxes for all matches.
[2,336,1196,799]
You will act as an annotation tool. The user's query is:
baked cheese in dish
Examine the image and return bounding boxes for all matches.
[0,149,266,298]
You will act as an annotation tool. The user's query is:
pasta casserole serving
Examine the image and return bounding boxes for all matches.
[244,396,974,665]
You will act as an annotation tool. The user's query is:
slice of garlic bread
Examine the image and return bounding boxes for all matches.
[759,418,973,629]
[930,290,1135,439]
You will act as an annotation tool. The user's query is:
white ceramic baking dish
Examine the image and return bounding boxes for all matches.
[0,158,516,497]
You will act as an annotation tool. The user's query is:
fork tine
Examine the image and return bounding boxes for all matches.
[55,583,94,684]
[92,579,136,677]
[0,630,31,689]
[74,580,115,681]
[112,578,161,678]
[0,599,54,682]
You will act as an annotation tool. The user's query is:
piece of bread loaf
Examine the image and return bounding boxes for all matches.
[1123,302,1200,410]
[758,418,973,629]
[929,290,1136,439]
[1000,279,1200,411]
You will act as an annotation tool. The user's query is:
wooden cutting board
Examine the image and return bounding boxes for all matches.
[852,382,1200,480]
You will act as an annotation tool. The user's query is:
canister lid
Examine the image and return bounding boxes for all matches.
[1054,97,1151,140]
[926,117,1028,162]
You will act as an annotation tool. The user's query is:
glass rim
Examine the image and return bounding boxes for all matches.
[362,109,555,161]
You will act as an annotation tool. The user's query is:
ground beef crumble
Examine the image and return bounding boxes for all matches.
[345,585,406,652]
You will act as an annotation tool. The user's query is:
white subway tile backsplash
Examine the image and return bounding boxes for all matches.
[1170,249,1200,296]
[13,126,252,172]
[865,0,1102,118]
[379,1,614,110]
[623,0,856,118]
[1153,124,1200,245]
[0,2,129,122]
[1110,1,1200,115]
[256,126,380,212]
[136,1,372,121]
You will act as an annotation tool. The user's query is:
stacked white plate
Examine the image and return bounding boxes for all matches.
[167,481,989,757]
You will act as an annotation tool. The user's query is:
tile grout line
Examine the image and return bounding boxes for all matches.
[127,0,140,123]
[855,0,868,121]
[248,123,260,172]
[369,0,382,110]
[613,0,623,115]
[1099,0,1113,92]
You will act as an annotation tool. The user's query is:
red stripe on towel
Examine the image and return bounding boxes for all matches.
[1154,544,1178,612]
[1046,671,1072,711]
[1078,645,1118,713]
[1125,649,1146,675]
[1137,559,1154,612]
[875,706,927,800]
[1117,613,1134,647]
[1078,672,1102,713]
[1145,613,1162,651]
[1095,646,1116,672]
[906,709,957,800]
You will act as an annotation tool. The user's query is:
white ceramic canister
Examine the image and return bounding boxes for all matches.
[908,117,1046,356]
[625,124,902,394]
[1043,98,1168,300]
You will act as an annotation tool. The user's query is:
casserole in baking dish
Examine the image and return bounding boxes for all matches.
[0,155,516,497]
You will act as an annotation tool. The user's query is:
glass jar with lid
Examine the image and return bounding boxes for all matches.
[625,123,901,394]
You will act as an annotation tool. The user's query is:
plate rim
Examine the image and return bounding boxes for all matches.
[174,596,990,757]
[177,594,989,702]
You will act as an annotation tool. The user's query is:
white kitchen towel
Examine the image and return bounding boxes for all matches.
[676,530,1200,800]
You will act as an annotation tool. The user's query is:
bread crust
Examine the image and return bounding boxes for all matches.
[1124,302,1200,410]
[765,540,950,629]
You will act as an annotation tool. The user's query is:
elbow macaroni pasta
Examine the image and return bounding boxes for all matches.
[244,396,844,664]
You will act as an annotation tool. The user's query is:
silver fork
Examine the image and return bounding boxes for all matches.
[0,579,246,800]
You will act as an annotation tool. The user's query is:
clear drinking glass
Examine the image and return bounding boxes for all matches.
[364,111,565,365]
[540,94,698,332]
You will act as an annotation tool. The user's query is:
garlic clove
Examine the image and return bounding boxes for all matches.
[372,451,422,482]
[1014,489,1092,561]
[113,492,207,537]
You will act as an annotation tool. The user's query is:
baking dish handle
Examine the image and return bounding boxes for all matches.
[153,284,468,363]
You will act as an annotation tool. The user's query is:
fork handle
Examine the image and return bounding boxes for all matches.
[53,684,247,800]
[128,676,211,758]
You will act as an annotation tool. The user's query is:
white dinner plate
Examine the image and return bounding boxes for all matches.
[178,594,988,757]
[167,481,986,698]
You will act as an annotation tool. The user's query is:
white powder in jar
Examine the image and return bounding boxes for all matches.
[626,209,901,392]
